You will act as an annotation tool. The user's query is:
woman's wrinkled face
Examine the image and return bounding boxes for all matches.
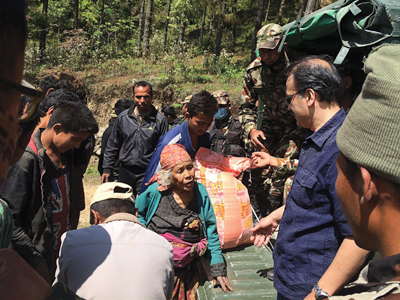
[171,159,195,192]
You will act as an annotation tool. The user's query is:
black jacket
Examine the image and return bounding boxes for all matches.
[0,129,71,273]
[98,118,116,175]
[103,104,168,173]
[209,114,246,157]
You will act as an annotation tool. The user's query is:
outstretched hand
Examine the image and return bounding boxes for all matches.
[250,216,279,248]
[251,152,278,168]
[213,276,234,293]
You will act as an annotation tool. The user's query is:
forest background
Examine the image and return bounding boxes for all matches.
[25,0,334,99]
[25,0,333,149]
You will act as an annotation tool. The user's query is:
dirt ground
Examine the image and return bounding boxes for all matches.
[78,170,101,229]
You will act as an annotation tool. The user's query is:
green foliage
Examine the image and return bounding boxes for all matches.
[85,166,100,176]
[203,49,244,84]
[24,0,323,104]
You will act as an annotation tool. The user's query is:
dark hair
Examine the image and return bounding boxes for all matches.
[47,101,99,134]
[132,81,153,97]
[0,0,27,79]
[187,90,218,118]
[38,89,83,117]
[90,199,136,224]
[286,55,343,104]
[39,71,89,102]
[114,99,132,115]
[161,106,177,118]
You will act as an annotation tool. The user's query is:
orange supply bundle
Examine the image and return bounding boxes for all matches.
[194,148,256,249]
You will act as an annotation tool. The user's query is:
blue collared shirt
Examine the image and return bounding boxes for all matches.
[274,108,353,299]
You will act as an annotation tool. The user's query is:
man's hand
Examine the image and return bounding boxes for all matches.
[213,276,234,293]
[101,173,110,184]
[250,129,266,150]
[251,152,279,168]
[250,207,283,247]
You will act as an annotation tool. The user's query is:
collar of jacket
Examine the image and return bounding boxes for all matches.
[103,212,145,227]
[128,103,159,121]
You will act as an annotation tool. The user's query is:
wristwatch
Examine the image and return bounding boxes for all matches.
[314,283,329,300]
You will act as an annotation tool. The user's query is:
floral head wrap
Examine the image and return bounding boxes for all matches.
[146,144,192,191]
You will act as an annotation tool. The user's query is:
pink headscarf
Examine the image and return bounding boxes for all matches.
[146,144,191,191]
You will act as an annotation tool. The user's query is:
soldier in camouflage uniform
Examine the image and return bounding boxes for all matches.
[239,24,304,219]
[209,91,246,157]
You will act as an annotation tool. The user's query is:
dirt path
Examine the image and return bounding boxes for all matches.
[78,172,101,229]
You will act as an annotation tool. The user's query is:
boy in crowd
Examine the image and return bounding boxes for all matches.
[1,101,98,283]
[38,74,94,230]
[161,105,182,130]
[141,90,218,193]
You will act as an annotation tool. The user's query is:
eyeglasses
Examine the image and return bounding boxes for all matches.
[0,79,45,123]
[285,89,305,105]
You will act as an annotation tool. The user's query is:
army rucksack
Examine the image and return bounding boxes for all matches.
[281,0,400,64]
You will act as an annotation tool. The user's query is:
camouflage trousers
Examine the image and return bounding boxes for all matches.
[244,125,303,221]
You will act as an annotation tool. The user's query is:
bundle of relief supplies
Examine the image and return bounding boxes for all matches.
[194,147,255,249]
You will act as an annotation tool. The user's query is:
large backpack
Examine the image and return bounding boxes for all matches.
[281,0,400,64]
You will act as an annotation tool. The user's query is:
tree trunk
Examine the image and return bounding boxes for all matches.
[251,0,264,62]
[73,0,79,29]
[231,0,238,52]
[39,0,49,62]
[178,9,186,45]
[297,0,306,18]
[304,0,317,16]
[265,0,271,22]
[163,0,173,51]
[314,0,321,11]
[277,0,286,24]
[199,3,208,44]
[137,0,146,50]
[214,1,225,56]
[99,0,105,26]
[142,0,153,56]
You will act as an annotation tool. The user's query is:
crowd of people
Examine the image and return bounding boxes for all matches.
[0,1,400,299]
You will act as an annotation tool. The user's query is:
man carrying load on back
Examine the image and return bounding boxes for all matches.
[239,24,304,219]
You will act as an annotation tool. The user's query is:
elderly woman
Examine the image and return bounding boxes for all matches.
[136,144,233,299]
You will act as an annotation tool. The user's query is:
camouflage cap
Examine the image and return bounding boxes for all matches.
[181,94,192,105]
[212,90,230,105]
[257,24,283,50]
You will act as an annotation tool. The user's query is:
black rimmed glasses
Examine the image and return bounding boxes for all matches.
[0,79,45,123]
[285,89,305,105]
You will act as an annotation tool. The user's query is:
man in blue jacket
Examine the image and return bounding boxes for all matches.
[102,81,168,196]
[141,90,218,193]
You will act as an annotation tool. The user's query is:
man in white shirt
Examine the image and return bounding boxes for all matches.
[54,182,174,300]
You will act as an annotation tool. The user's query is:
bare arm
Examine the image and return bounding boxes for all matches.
[303,236,370,299]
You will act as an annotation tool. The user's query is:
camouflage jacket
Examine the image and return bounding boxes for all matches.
[209,114,246,157]
[238,54,298,139]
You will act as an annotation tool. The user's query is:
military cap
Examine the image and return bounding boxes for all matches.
[337,44,400,185]
[181,94,192,105]
[257,24,283,50]
[212,90,230,105]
